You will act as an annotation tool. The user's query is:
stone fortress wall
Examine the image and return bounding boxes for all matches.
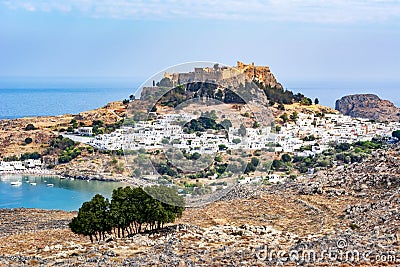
[163,61,283,89]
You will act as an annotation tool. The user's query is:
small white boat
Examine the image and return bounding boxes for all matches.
[30,182,37,186]
[46,183,54,187]
[11,181,22,186]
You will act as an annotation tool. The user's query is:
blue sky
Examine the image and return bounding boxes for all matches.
[0,0,399,87]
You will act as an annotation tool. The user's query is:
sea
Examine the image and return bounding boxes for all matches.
[0,175,125,211]
[0,77,398,211]
[284,80,400,108]
[0,77,140,119]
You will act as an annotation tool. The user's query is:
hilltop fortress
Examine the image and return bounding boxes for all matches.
[162,61,283,89]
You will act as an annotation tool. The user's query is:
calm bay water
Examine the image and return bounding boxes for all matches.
[0,175,125,211]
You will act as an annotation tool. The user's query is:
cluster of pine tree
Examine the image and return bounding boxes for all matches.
[69,186,185,242]
[252,81,294,105]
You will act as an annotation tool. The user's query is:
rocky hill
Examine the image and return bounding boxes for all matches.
[335,94,400,122]
[1,144,399,266]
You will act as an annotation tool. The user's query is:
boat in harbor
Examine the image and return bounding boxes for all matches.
[30,182,37,186]
[46,183,54,187]
[11,181,22,186]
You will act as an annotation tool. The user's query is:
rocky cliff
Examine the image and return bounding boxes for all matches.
[236,61,283,89]
[335,94,400,122]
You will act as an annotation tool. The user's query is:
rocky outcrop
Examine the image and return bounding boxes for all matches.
[236,61,283,89]
[335,94,400,122]
[299,145,400,236]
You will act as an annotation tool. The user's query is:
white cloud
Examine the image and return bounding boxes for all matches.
[2,0,400,23]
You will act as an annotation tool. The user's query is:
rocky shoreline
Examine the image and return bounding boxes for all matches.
[0,168,126,183]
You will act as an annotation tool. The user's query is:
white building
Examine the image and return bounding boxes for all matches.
[77,127,93,136]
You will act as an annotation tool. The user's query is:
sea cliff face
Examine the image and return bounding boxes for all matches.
[335,94,400,122]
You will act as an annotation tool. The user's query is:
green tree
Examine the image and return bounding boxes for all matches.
[290,112,298,122]
[252,121,260,128]
[300,97,312,105]
[70,186,185,242]
[238,124,247,137]
[314,98,320,105]
[251,157,260,167]
[232,138,241,144]
[110,187,137,237]
[214,155,223,162]
[215,89,223,101]
[219,144,227,150]
[280,113,289,123]
[145,186,185,229]
[282,154,292,163]
[392,130,400,140]
[220,119,232,130]
[272,159,283,170]
[93,120,104,127]
[336,143,351,152]
[191,152,201,160]
[70,119,78,128]
[24,137,33,145]
[161,138,170,145]
[69,194,111,242]
[20,152,41,161]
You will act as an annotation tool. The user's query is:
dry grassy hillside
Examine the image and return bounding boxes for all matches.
[1,145,399,265]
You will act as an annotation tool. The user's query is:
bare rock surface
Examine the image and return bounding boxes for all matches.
[335,94,400,122]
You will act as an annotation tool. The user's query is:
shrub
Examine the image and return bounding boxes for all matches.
[220,119,232,129]
[393,130,400,139]
[281,154,292,163]
[300,97,312,105]
[25,124,37,131]
[232,138,241,144]
[20,152,41,161]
